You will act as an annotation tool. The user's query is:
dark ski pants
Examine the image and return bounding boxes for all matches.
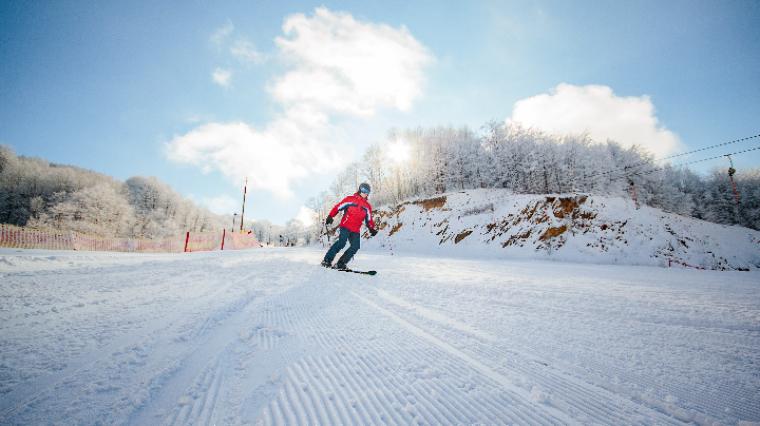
[324,227,360,266]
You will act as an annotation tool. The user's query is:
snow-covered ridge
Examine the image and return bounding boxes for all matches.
[364,189,760,270]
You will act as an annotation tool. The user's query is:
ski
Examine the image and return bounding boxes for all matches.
[330,266,377,275]
[340,268,377,275]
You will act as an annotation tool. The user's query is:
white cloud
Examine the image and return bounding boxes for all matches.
[271,7,433,116]
[170,7,433,198]
[212,68,232,87]
[230,39,264,64]
[211,21,234,46]
[200,194,239,215]
[507,83,681,157]
[166,110,341,199]
[295,205,317,227]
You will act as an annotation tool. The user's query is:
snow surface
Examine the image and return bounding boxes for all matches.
[362,189,760,270]
[1,247,759,425]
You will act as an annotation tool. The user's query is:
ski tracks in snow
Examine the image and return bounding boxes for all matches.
[2,248,759,424]
[250,266,677,425]
[257,279,562,425]
[353,288,678,425]
[0,258,254,420]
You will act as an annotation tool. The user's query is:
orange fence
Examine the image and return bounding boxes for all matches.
[222,230,264,251]
[0,224,261,253]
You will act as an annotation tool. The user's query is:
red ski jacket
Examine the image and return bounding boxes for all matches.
[328,193,375,233]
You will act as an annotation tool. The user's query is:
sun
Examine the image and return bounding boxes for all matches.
[387,139,411,164]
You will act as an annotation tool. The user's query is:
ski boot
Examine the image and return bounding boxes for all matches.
[321,260,332,268]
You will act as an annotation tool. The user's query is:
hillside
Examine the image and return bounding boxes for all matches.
[359,189,760,270]
[0,145,224,238]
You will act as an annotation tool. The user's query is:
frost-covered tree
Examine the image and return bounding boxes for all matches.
[307,122,760,233]
[29,183,134,236]
[0,145,225,237]
[250,219,284,246]
[736,169,760,229]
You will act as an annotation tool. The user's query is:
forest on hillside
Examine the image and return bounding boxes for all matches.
[306,123,760,236]
[4,121,759,245]
[0,146,225,238]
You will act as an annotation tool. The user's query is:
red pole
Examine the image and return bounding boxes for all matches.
[726,155,740,208]
[729,176,740,206]
[221,229,226,251]
[240,177,247,232]
[184,231,190,253]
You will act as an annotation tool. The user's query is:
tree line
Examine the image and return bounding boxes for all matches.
[0,146,225,238]
[304,122,760,240]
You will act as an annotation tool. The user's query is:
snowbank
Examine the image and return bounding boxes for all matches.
[361,189,760,270]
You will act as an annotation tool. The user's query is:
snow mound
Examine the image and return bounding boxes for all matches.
[364,189,760,270]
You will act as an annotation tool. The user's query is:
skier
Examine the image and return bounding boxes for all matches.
[321,182,378,269]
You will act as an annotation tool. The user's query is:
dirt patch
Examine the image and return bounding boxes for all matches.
[373,204,407,232]
[485,195,593,250]
[540,225,568,241]
[415,196,447,211]
[551,195,588,219]
[502,230,532,247]
[376,204,405,218]
[534,211,550,224]
[454,229,473,244]
[521,203,539,220]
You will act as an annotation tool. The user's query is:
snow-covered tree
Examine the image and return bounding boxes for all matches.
[29,183,134,236]
[0,145,226,237]
[307,123,760,233]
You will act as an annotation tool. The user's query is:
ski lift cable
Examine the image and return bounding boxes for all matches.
[598,144,760,183]
[577,133,760,181]
[601,144,760,183]
[660,133,760,161]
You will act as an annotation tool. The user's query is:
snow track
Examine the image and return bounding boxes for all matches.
[360,289,677,425]
[1,248,758,424]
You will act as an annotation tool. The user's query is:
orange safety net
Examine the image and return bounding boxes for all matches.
[0,224,261,253]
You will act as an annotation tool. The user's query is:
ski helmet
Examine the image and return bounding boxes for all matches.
[359,182,371,194]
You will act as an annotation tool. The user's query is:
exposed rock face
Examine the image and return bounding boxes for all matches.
[363,189,760,270]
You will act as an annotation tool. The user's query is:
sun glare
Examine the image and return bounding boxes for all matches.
[388,140,411,164]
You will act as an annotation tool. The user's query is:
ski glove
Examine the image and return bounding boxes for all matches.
[369,228,378,237]
[325,216,334,225]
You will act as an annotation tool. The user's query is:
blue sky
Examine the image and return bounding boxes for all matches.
[1,0,759,225]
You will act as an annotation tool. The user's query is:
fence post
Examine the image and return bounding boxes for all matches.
[184,231,190,253]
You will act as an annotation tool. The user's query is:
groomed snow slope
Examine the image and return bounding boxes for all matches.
[1,248,759,425]
[362,189,760,270]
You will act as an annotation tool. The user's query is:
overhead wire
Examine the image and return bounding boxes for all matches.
[591,144,760,184]
[576,133,760,181]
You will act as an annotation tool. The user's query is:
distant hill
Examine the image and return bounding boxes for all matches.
[358,189,760,270]
[0,145,224,238]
